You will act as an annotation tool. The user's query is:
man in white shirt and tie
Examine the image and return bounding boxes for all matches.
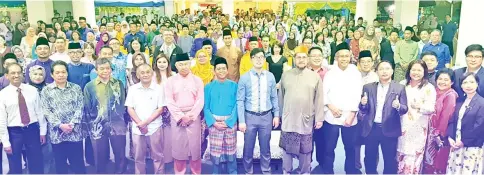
[0,63,47,174]
[321,43,363,174]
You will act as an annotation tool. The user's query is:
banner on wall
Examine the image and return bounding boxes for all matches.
[94,0,164,7]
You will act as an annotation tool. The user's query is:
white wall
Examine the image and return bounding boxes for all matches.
[454,0,484,68]
[53,0,73,18]
[355,0,378,22]
[26,0,54,26]
[393,0,419,28]
[72,0,96,26]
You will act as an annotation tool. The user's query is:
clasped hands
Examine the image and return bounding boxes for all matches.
[327,104,355,127]
[178,114,195,128]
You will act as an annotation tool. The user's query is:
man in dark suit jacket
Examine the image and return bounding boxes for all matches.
[153,30,184,72]
[452,44,484,100]
[376,28,395,69]
[358,61,408,174]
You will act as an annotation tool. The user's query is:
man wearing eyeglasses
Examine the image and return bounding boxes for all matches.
[321,43,363,174]
[453,44,484,100]
[237,48,280,174]
[66,42,95,165]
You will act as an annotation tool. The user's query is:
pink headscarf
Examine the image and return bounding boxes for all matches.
[95,32,111,56]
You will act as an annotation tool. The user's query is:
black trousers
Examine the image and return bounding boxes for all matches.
[91,135,126,174]
[6,122,43,174]
[84,136,95,165]
[364,123,398,174]
[52,141,86,174]
[321,121,360,174]
[442,40,454,57]
[313,126,325,165]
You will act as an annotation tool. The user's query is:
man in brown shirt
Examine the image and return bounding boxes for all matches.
[216,30,243,82]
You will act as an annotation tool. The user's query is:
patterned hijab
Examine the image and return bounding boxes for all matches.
[191,49,214,85]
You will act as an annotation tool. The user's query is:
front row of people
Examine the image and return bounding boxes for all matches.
[1,40,484,175]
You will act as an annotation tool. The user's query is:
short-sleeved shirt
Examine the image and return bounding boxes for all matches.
[125,82,164,135]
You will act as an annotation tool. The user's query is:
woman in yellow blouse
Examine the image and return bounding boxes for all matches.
[191,49,214,85]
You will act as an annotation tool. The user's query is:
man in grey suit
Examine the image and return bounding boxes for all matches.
[358,60,408,174]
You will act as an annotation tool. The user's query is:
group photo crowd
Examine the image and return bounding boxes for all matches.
[0,2,483,175]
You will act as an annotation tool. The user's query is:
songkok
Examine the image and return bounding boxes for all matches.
[404,26,414,33]
[176,53,190,62]
[46,24,53,29]
[150,21,157,25]
[182,24,189,28]
[202,40,212,46]
[335,43,350,53]
[223,30,231,37]
[68,43,82,49]
[214,57,228,67]
[249,36,258,42]
[200,26,207,32]
[36,37,49,47]
[250,48,264,57]
[359,50,372,59]
[3,53,16,60]
[294,46,309,54]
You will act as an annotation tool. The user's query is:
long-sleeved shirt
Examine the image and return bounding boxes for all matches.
[422,42,451,70]
[0,84,47,147]
[394,40,419,66]
[164,73,204,123]
[177,35,195,54]
[83,77,127,139]
[90,53,127,87]
[237,69,279,123]
[239,52,268,76]
[442,21,457,42]
[204,80,238,128]
[123,32,146,50]
[216,46,243,82]
[77,27,93,42]
[190,37,217,57]
[40,82,84,144]
[25,59,54,84]
[279,68,324,134]
[68,62,95,90]
[323,64,362,126]
[0,75,9,90]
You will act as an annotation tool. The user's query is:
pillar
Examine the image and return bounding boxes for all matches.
[26,0,54,26]
[454,0,484,68]
[355,0,378,23]
[164,0,175,17]
[393,0,419,28]
[222,0,235,18]
[72,0,96,26]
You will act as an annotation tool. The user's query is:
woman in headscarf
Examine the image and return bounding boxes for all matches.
[95,32,111,56]
[359,25,380,63]
[283,31,297,67]
[121,21,129,34]
[28,65,47,92]
[20,27,37,58]
[0,36,11,75]
[11,45,31,73]
[191,49,214,85]
[12,22,25,46]
[191,49,214,158]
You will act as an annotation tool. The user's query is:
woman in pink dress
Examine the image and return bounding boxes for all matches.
[422,68,458,174]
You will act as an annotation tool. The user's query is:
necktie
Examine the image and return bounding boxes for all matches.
[18,88,30,126]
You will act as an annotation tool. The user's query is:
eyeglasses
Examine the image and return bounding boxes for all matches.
[467,55,483,59]
[252,55,265,60]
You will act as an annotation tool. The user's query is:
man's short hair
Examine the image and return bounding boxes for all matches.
[51,60,69,74]
[95,58,113,69]
[420,51,438,59]
[100,46,113,53]
[6,63,23,74]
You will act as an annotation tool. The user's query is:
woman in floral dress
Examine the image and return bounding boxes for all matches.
[397,60,436,174]
[446,73,484,175]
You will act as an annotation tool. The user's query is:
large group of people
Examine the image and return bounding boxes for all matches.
[0,5,482,175]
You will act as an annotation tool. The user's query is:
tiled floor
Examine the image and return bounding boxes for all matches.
[1,136,384,174]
